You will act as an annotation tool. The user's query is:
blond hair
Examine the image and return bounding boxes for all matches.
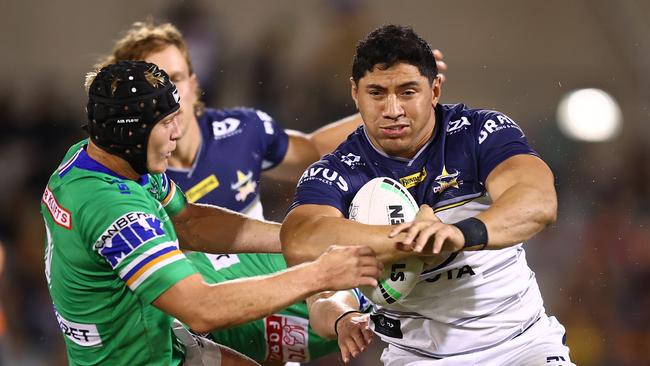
[94,20,204,114]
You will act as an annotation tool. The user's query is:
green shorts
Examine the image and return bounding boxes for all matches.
[186,252,339,363]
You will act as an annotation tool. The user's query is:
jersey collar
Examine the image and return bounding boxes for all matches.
[63,143,149,185]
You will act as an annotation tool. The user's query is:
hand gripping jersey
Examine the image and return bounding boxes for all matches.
[291,103,548,358]
[166,107,342,362]
[41,141,196,366]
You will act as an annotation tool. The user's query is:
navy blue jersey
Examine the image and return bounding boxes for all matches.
[291,103,537,216]
[167,107,289,215]
[291,103,548,356]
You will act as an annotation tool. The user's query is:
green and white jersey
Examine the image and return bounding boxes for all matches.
[41,141,197,366]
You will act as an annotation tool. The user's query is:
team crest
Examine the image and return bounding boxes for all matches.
[433,166,462,194]
[231,170,257,202]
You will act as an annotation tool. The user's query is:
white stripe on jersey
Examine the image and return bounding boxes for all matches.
[118,242,178,278]
[57,147,83,174]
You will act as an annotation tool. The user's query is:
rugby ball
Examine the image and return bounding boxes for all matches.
[349,177,424,306]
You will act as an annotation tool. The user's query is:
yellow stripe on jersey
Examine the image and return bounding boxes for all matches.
[185,175,220,203]
[126,249,183,287]
[434,199,472,213]
[161,182,176,207]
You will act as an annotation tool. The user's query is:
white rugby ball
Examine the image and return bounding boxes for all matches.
[349,177,424,306]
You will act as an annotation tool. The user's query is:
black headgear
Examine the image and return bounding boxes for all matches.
[86,60,180,175]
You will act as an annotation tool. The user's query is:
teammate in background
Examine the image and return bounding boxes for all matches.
[282,25,574,365]
[97,21,447,365]
[40,61,382,366]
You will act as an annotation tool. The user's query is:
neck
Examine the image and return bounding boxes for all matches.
[169,115,201,169]
[86,140,140,180]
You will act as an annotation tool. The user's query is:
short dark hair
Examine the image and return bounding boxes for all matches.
[352,25,437,84]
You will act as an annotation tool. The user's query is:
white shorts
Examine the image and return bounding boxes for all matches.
[380,314,574,366]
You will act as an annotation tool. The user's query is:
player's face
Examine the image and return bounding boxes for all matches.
[352,63,441,159]
[145,45,198,139]
[147,112,181,173]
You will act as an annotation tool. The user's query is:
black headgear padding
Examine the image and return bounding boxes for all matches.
[86,60,180,175]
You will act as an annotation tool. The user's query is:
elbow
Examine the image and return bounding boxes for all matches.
[185,318,213,335]
[280,218,320,266]
[545,204,558,226]
[534,194,557,230]
[184,311,234,334]
[280,227,306,266]
[542,192,558,226]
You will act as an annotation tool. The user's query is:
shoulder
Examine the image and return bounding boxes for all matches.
[440,103,520,140]
[328,125,367,158]
[202,107,273,124]
[296,138,370,195]
[201,107,281,139]
[68,175,153,213]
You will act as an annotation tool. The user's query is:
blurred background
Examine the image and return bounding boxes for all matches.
[1,0,648,364]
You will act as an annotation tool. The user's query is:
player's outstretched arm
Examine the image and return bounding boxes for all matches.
[307,114,364,157]
[389,154,556,254]
[153,245,382,334]
[476,154,557,247]
[307,291,373,363]
[173,202,282,254]
[262,129,322,183]
[281,204,413,266]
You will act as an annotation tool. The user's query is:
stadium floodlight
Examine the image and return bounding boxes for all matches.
[556,88,622,142]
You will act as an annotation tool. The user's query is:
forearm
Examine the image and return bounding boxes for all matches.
[190,263,324,333]
[264,131,320,183]
[281,215,409,266]
[174,203,281,253]
[476,183,557,249]
[307,291,359,339]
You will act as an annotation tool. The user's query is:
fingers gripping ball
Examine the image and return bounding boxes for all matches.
[349,177,424,306]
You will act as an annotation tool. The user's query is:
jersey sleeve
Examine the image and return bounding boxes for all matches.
[151,173,187,217]
[350,288,373,312]
[473,111,539,183]
[246,109,289,170]
[288,158,352,215]
[84,190,196,305]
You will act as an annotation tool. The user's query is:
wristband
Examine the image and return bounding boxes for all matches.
[452,217,488,249]
[334,310,362,336]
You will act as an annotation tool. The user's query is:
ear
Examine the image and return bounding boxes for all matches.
[431,75,442,107]
[350,77,359,109]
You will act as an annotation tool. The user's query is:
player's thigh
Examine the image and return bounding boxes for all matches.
[491,316,574,366]
[380,344,474,366]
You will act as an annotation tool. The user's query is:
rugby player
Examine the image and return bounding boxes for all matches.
[282,25,574,365]
[40,60,382,365]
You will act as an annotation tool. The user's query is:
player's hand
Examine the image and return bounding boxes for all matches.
[434,49,448,83]
[336,312,373,363]
[316,245,383,290]
[389,205,465,254]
